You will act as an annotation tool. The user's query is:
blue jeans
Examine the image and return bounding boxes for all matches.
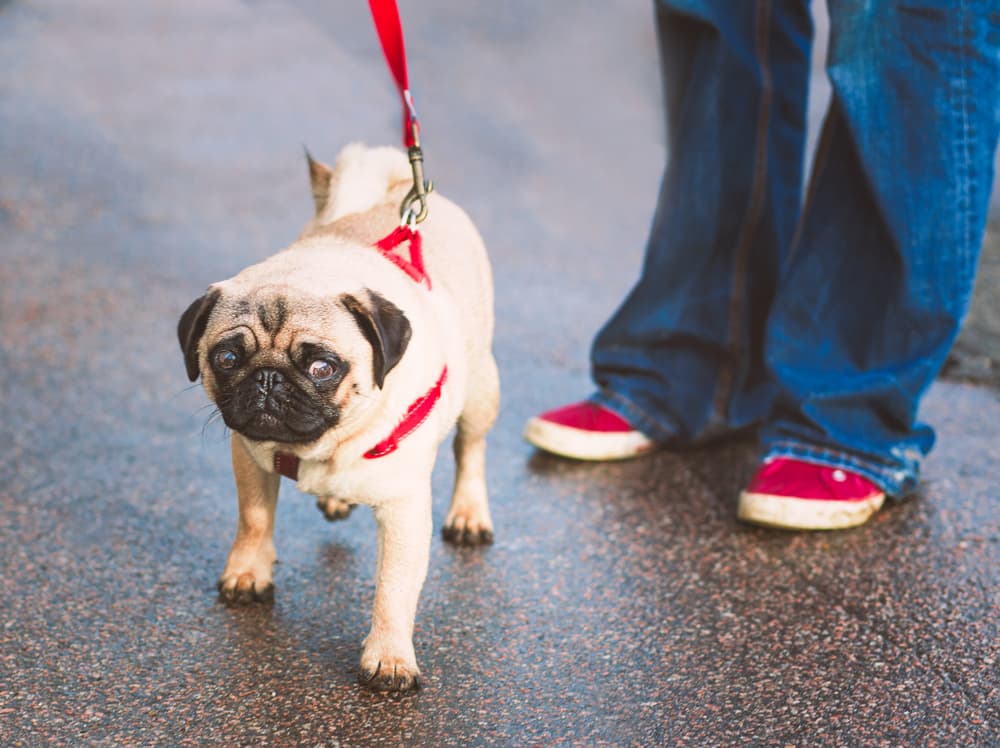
[591,0,1000,497]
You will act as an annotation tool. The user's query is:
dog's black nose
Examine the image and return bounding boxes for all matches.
[255,368,285,395]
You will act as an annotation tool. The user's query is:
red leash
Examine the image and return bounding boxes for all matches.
[368,0,432,225]
[368,0,419,148]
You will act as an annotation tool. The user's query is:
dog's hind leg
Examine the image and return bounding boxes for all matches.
[442,351,498,546]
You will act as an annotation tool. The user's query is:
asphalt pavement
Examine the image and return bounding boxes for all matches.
[1,1,998,745]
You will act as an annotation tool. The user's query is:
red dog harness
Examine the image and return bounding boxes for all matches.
[272,0,443,482]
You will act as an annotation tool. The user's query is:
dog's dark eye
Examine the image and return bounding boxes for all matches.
[308,359,336,381]
[214,349,240,370]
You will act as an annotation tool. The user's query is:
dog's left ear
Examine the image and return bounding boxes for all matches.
[305,148,333,217]
[342,290,412,389]
[177,287,222,382]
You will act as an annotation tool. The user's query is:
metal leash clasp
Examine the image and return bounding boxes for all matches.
[400,122,433,226]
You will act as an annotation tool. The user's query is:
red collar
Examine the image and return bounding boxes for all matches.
[273,365,447,480]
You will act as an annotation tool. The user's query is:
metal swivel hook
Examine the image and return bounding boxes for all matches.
[399,123,433,225]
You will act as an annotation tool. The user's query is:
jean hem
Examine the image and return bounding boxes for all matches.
[590,388,680,443]
[761,440,918,500]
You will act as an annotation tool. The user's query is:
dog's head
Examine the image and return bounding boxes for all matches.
[178,285,411,444]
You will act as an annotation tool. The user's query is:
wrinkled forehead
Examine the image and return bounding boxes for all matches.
[207,287,360,351]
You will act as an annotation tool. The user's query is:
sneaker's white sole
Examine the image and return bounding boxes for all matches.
[523,416,655,461]
[737,490,886,530]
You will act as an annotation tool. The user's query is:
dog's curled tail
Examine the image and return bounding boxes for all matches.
[307,143,411,224]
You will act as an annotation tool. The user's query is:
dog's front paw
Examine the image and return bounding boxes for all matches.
[217,571,274,605]
[217,543,277,605]
[442,506,494,546]
[317,496,355,522]
[359,644,421,692]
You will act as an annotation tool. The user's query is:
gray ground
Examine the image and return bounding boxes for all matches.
[1,1,998,745]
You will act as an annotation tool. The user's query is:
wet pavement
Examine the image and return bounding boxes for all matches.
[2,1,998,745]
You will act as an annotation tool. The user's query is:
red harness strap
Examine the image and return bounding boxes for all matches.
[374,224,430,289]
[364,366,448,459]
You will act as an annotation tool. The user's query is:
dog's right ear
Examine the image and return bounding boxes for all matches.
[305,148,333,217]
[177,287,221,382]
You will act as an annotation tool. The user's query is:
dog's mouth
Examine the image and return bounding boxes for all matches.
[225,409,325,443]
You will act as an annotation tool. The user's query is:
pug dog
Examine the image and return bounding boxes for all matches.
[177,143,498,692]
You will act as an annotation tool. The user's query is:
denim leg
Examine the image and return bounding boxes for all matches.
[762,1,1000,497]
[592,0,812,443]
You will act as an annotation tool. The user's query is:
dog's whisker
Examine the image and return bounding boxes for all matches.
[200,408,229,444]
[168,383,205,402]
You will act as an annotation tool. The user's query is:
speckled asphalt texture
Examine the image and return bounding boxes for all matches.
[2,1,998,745]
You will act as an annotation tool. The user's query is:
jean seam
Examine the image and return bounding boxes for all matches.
[711,0,773,425]
[958,0,973,278]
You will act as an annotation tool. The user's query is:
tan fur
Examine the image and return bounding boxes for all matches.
[195,144,498,692]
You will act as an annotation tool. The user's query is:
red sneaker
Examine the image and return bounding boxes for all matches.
[523,400,655,461]
[738,457,886,530]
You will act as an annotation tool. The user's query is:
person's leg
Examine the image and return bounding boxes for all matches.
[759,1,1000,499]
[590,0,813,444]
